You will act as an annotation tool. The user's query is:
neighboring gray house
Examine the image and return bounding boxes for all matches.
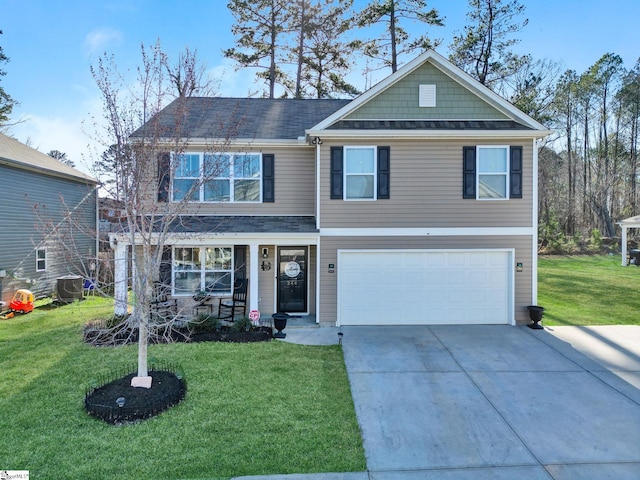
[0,133,98,303]
[112,50,550,326]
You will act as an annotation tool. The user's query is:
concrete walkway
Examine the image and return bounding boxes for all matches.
[233,325,640,480]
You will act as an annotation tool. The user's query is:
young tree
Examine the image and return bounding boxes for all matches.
[355,0,444,73]
[91,42,231,386]
[0,30,17,125]
[449,0,529,90]
[225,0,293,98]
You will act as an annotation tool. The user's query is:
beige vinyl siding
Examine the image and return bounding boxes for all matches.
[345,61,509,121]
[320,139,533,228]
[151,146,317,216]
[320,236,533,326]
[258,244,275,316]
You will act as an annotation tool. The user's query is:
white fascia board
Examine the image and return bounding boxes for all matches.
[321,227,534,237]
[306,129,552,140]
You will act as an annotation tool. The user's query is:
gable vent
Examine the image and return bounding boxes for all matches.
[419,84,436,107]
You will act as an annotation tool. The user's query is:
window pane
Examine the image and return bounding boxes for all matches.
[204,154,230,178]
[478,148,507,173]
[173,179,197,201]
[204,247,232,270]
[345,148,375,173]
[174,271,200,295]
[346,175,374,199]
[175,247,201,270]
[234,154,261,179]
[234,179,261,201]
[204,179,230,201]
[175,154,200,177]
[204,272,232,294]
[479,175,507,199]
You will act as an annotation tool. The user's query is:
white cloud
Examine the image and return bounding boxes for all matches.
[10,112,105,177]
[85,27,123,55]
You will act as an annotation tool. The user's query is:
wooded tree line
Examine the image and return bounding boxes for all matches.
[540,55,640,252]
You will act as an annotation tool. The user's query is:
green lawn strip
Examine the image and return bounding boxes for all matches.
[0,297,365,479]
[538,254,640,326]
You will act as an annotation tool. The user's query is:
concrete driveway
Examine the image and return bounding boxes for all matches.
[341,325,640,479]
[235,325,640,480]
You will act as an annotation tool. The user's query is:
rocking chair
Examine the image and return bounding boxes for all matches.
[217,279,247,322]
[150,281,178,321]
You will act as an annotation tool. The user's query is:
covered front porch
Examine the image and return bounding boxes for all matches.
[111,217,320,324]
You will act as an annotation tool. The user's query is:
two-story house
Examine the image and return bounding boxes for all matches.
[111,50,549,326]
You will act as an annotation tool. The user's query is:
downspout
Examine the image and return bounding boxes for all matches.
[314,137,322,323]
[95,186,100,266]
[532,138,539,305]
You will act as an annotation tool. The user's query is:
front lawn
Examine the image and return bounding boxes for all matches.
[538,254,640,326]
[0,297,365,479]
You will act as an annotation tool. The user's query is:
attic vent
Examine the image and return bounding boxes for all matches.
[419,84,436,107]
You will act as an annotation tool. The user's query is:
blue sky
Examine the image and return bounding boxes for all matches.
[2,0,638,173]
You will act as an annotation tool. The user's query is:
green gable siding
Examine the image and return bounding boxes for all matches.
[345,61,508,121]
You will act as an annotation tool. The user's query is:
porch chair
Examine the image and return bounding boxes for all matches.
[217,278,248,322]
[150,281,178,321]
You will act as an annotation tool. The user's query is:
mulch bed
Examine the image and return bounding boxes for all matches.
[85,370,186,425]
[83,323,273,346]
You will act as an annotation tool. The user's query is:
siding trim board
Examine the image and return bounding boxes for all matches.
[321,227,533,236]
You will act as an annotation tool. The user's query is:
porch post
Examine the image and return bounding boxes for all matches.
[248,243,259,313]
[621,225,628,266]
[112,238,128,316]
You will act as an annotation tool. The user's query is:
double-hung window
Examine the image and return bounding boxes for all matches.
[173,246,233,296]
[344,146,376,200]
[172,153,262,202]
[173,154,200,202]
[36,248,46,271]
[477,146,509,200]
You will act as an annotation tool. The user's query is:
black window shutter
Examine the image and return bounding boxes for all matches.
[510,146,523,199]
[462,146,476,199]
[262,154,275,202]
[377,146,390,199]
[158,152,171,202]
[160,246,172,285]
[330,146,343,199]
[234,246,247,281]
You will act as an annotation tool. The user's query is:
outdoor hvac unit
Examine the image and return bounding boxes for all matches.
[57,275,83,303]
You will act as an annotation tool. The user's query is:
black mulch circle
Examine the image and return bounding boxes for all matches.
[85,370,186,425]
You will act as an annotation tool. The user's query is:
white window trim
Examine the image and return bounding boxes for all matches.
[171,152,263,204]
[476,145,510,201]
[172,246,234,296]
[36,248,47,272]
[343,146,377,201]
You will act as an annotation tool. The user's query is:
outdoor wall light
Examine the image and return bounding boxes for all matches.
[262,247,269,258]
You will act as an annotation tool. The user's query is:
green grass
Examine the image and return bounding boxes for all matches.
[538,254,640,326]
[0,297,365,479]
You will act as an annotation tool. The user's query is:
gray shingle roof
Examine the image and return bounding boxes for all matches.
[163,215,318,234]
[145,97,352,140]
[0,132,97,183]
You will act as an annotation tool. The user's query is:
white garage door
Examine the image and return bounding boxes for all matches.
[338,249,513,325]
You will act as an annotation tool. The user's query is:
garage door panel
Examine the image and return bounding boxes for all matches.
[339,250,512,325]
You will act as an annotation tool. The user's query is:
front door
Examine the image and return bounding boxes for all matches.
[277,247,307,313]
